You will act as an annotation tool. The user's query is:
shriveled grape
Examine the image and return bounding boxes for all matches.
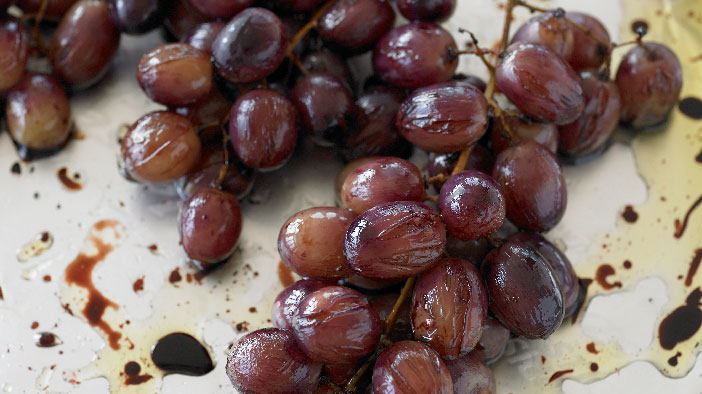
[511,12,574,60]
[318,0,395,53]
[396,0,456,22]
[0,17,28,92]
[272,279,334,330]
[373,341,453,394]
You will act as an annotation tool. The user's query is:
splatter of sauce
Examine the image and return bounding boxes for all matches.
[133,277,144,293]
[586,342,599,354]
[596,265,622,290]
[547,369,574,384]
[674,194,702,238]
[150,333,214,376]
[57,167,82,191]
[658,288,702,350]
[622,205,639,223]
[278,261,295,287]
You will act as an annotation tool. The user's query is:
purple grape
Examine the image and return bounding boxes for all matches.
[184,21,226,54]
[318,0,395,53]
[108,0,164,35]
[452,74,487,92]
[300,51,354,90]
[17,0,77,19]
[565,12,610,72]
[490,115,559,154]
[174,88,233,128]
[271,279,335,330]
[511,12,574,60]
[0,17,29,92]
[427,146,495,189]
[277,0,325,12]
[372,341,453,394]
[188,0,253,19]
[473,316,510,364]
[163,0,211,41]
[444,352,496,394]
[397,0,456,22]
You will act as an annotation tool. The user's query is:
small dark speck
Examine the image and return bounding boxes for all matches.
[43,275,51,282]
[248,307,257,313]
[73,173,80,179]
[33,192,40,199]
[29,166,35,173]
[10,162,21,175]
[56,204,61,210]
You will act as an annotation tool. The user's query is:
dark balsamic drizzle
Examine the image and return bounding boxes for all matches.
[678,97,702,119]
[151,333,214,376]
[658,288,702,350]
[674,194,702,239]
[547,369,574,384]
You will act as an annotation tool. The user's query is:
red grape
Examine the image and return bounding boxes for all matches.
[473,316,510,364]
[397,0,456,22]
[444,352,496,394]
[272,279,334,330]
[174,88,233,128]
[511,12,574,60]
[301,51,354,91]
[0,17,29,92]
[335,156,379,206]
[372,341,453,394]
[184,22,226,54]
[452,73,487,92]
[490,115,559,154]
[277,0,325,12]
[445,236,492,267]
[318,0,395,53]
[108,0,164,35]
[565,12,610,72]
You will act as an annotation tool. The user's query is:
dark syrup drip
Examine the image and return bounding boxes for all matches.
[590,363,599,372]
[151,333,214,376]
[667,352,682,367]
[678,97,702,119]
[35,332,59,347]
[548,369,574,384]
[124,361,153,385]
[685,249,702,287]
[674,194,702,239]
[658,288,702,350]
[57,167,82,190]
[622,205,639,223]
[596,264,622,290]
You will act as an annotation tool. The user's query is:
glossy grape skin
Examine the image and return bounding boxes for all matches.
[508,232,579,315]
[411,258,488,359]
[396,81,489,153]
[334,156,379,206]
[444,352,496,394]
[174,88,233,128]
[482,240,564,339]
[559,73,621,159]
[490,116,559,154]
[340,157,425,216]
[473,316,510,364]
[163,0,211,41]
[16,0,77,19]
[0,17,29,92]
[565,12,610,72]
[496,43,584,125]
[278,207,355,279]
[344,201,447,280]
[137,43,213,107]
[180,187,242,264]
[293,286,381,364]
[291,72,355,147]
[372,341,453,394]
[212,8,287,84]
[272,279,335,330]
[6,74,72,151]
[300,51,354,90]
[397,0,455,22]
[615,42,682,129]
[439,171,505,241]
[121,111,201,184]
[226,328,322,394]
[492,140,567,232]
[318,0,395,53]
[373,22,458,89]
[324,362,359,386]
[229,89,298,171]
[108,0,164,35]
[511,12,574,60]
[188,0,253,19]
[184,22,226,54]
[49,0,121,89]
[427,146,494,190]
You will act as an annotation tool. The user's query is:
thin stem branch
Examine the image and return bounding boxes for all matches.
[451,144,475,176]
[285,0,336,57]
[426,173,449,185]
[214,113,231,188]
[30,0,48,54]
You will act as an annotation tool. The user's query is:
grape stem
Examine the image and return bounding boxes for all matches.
[450,144,475,176]
[30,0,49,54]
[214,113,231,188]
[426,173,449,184]
[285,0,337,57]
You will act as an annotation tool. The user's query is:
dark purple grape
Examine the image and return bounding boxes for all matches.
[300,51,354,90]
[276,0,325,12]
[496,43,584,125]
[473,316,510,364]
[396,81,489,153]
[318,0,395,53]
[615,42,682,129]
[372,341,453,394]
[17,0,77,19]
[444,352,496,394]
[452,74,487,92]
[482,240,564,339]
[163,0,212,41]
[344,201,446,280]
[492,140,567,232]
[229,89,298,171]
[226,328,322,394]
[427,145,494,190]
[212,8,287,84]
[490,115,559,154]
[565,12,610,72]
[188,0,253,18]
[508,232,579,315]
[396,0,455,22]
[559,72,621,159]
[339,157,425,215]
[445,236,491,267]
[291,72,355,147]
[439,170,505,240]
[0,17,29,92]
[180,187,241,264]
[411,258,488,359]
[373,22,458,89]
[184,21,226,54]
[49,0,121,89]
[293,286,381,364]
[121,111,201,184]
[511,12,574,60]
[272,279,335,330]
[108,0,164,34]
[174,88,233,128]
[278,207,355,279]
[6,74,71,151]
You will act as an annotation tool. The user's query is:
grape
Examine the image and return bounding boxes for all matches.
[108,0,164,35]
[558,72,621,160]
[439,170,505,240]
[615,42,682,129]
[301,51,354,91]
[335,156,379,206]
[174,88,233,128]
[397,0,455,22]
[496,43,584,125]
[180,187,242,264]
[324,362,359,386]
[426,145,494,190]
[339,157,425,215]
[565,12,610,72]
[481,240,564,339]
[452,74,487,92]
[492,140,567,232]
[411,258,488,359]
[6,74,72,151]
[271,279,334,331]
[473,316,510,364]
[372,341,453,394]
[278,207,355,279]
[163,0,211,41]
[490,115,558,154]
[212,8,287,84]
[508,232,579,316]
[184,22,226,54]
[445,236,492,267]
[291,72,355,147]
[293,286,381,364]
[277,0,325,12]
[17,0,77,19]
[121,111,201,184]
[344,201,446,280]
[229,89,298,171]
[226,328,322,394]
[188,0,253,19]
[396,81,489,153]
[318,0,395,53]
[444,352,496,394]
[0,17,29,92]
[49,0,121,89]
[137,43,213,107]
[511,12,574,60]
[373,22,458,89]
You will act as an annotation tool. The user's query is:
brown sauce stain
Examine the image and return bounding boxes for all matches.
[623,260,633,269]
[169,268,182,284]
[674,194,702,238]
[586,342,599,354]
[151,333,214,376]
[278,261,295,288]
[124,361,153,385]
[147,244,158,253]
[541,355,546,364]
[0,286,3,300]
[658,288,702,350]
[248,306,257,313]
[35,332,59,347]
[64,220,122,350]
[10,162,20,174]
[547,369,574,384]
[43,275,51,282]
[235,321,250,332]
[622,205,639,223]
[668,352,682,366]
[31,322,39,329]
[57,167,82,191]
[590,363,599,372]
[133,277,144,293]
[685,249,702,287]
[596,264,622,290]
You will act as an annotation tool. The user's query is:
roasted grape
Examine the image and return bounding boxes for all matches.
[301,51,354,91]
[174,88,233,128]
[490,115,558,154]
[108,0,164,35]
[0,17,28,92]
[511,12,574,60]
[373,341,453,394]
[427,145,494,189]
[318,0,395,53]
[473,316,510,364]
[163,0,211,41]
[188,0,253,19]
[565,12,610,71]
[334,156,379,206]
[272,279,334,330]
[370,292,412,341]
[184,22,226,54]
[397,0,455,22]
[444,352,496,394]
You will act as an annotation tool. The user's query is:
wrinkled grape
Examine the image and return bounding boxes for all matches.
[511,12,574,60]
[444,352,496,394]
[565,12,610,71]
[163,0,211,41]
[272,279,334,330]
[0,17,29,92]
[318,0,395,53]
[373,341,452,394]
[301,51,354,90]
